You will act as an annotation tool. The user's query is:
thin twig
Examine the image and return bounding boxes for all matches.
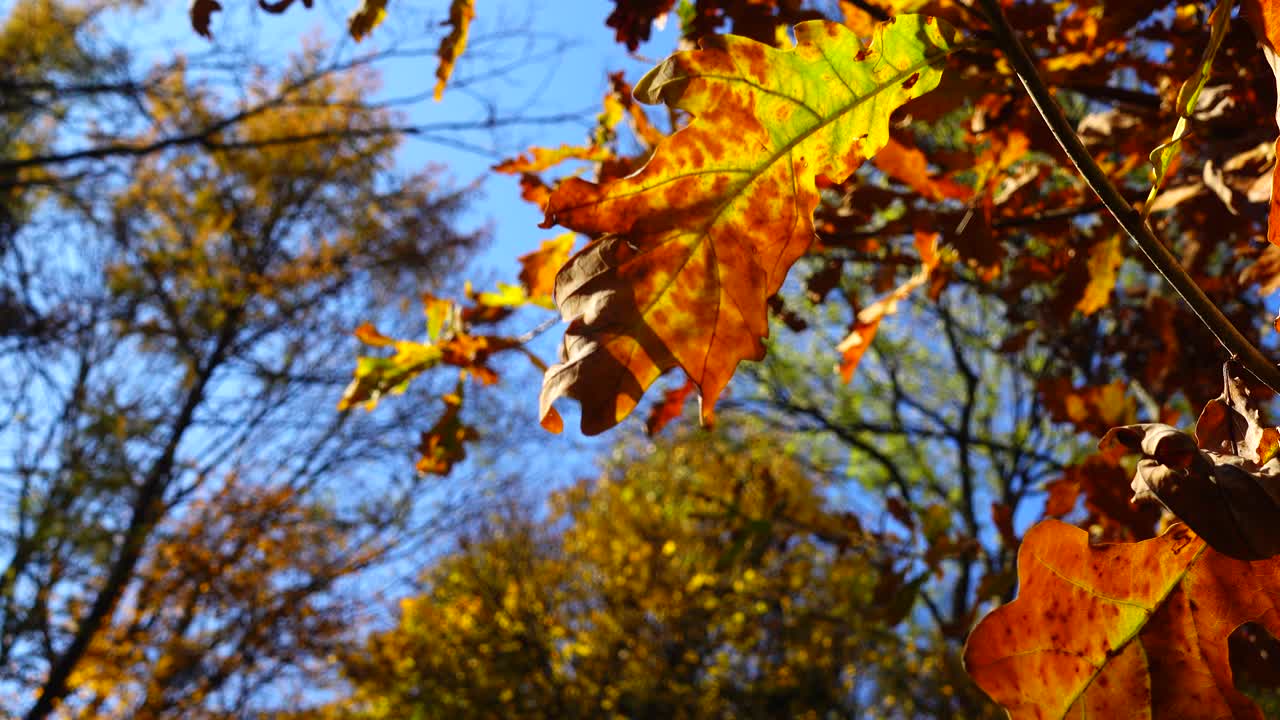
[976,0,1280,394]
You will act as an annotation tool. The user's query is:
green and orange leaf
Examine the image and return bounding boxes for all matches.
[340,304,520,411]
[538,15,961,434]
[493,146,614,175]
[518,233,576,301]
[965,520,1280,719]
[872,136,972,201]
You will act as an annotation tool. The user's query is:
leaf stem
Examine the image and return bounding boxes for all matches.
[975,0,1280,394]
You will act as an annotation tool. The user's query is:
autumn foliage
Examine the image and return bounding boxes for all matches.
[10,0,1280,716]
[322,0,1280,715]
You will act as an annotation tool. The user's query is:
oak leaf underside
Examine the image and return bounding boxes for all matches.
[539,15,959,435]
[964,520,1280,720]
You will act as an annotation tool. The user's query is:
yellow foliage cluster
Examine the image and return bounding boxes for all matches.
[329,429,990,719]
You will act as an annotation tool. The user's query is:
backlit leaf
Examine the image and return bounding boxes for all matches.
[434,0,475,101]
[837,231,940,383]
[539,15,960,434]
[493,145,614,175]
[872,136,971,201]
[340,309,520,411]
[965,520,1280,720]
[518,234,576,301]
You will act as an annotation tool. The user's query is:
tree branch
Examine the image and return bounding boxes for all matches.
[976,0,1280,394]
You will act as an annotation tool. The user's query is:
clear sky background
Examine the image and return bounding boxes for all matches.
[115,0,678,264]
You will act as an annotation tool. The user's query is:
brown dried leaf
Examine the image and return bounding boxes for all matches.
[1101,422,1280,561]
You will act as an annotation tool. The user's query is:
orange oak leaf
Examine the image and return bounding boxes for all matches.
[837,231,940,383]
[965,520,1280,720]
[872,136,972,201]
[644,377,699,436]
[493,145,614,175]
[539,16,960,434]
[518,234,576,301]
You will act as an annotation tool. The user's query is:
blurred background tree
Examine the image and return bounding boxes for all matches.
[0,1,568,717]
[5,0,1280,718]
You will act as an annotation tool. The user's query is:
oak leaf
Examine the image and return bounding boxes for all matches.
[517,234,576,302]
[1098,364,1280,561]
[837,231,940,383]
[539,15,960,434]
[644,377,699,436]
[965,520,1280,720]
[493,146,613,175]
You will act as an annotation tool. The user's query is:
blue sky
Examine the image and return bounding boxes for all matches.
[97,0,677,268]
[106,0,688,460]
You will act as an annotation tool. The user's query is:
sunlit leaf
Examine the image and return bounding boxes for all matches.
[539,15,960,434]
[1075,233,1122,316]
[434,0,475,101]
[965,520,1280,720]
[518,234,576,301]
[493,146,614,175]
[837,231,940,383]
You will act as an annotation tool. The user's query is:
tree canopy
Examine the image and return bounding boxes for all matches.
[5,0,1280,717]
